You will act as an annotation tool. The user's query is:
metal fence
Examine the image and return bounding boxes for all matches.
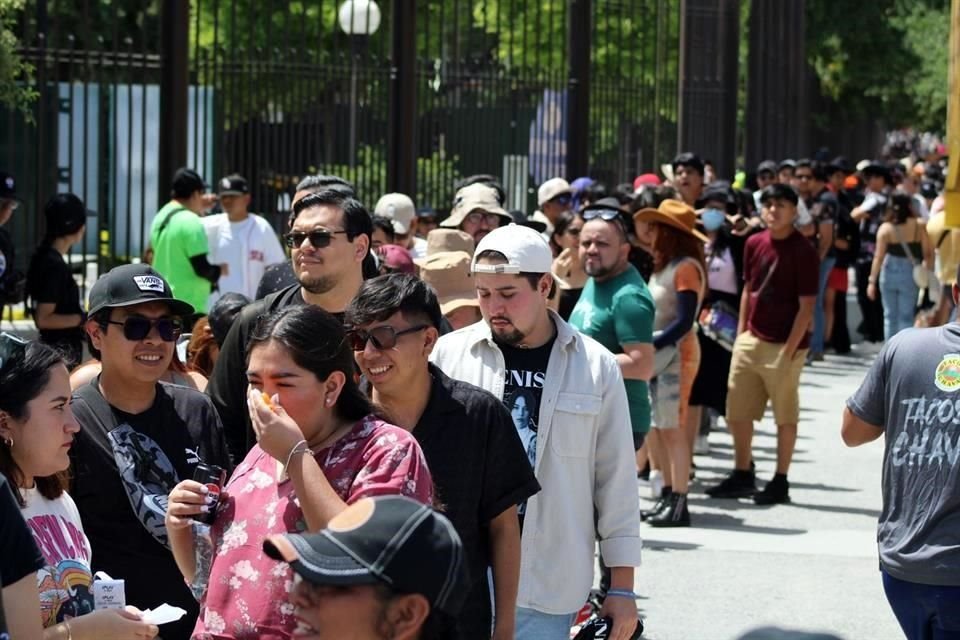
[3,0,681,287]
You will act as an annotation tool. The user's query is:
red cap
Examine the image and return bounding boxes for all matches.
[633,173,661,191]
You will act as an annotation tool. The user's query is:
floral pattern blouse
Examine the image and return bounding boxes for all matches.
[191,415,433,639]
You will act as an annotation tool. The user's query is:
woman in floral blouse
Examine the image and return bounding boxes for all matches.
[165,306,433,640]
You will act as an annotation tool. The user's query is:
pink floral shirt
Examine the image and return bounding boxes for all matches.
[192,416,433,639]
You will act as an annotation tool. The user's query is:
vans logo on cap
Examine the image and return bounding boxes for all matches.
[221,178,231,189]
[4,177,13,190]
[133,275,165,293]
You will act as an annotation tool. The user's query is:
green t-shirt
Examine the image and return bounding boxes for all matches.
[568,264,655,434]
[149,200,211,313]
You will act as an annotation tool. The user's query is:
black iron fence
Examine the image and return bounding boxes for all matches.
[2,0,681,288]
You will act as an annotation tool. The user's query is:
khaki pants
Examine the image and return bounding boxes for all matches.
[725,331,806,425]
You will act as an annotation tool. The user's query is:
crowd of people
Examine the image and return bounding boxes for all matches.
[0,144,954,640]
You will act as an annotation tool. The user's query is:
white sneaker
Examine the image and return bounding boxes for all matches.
[694,434,710,455]
[649,470,664,499]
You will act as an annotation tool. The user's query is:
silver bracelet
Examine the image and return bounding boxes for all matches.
[283,439,310,475]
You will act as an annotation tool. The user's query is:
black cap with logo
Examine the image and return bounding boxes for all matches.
[0,172,18,200]
[88,263,194,317]
[263,496,468,616]
[218,174,249,196]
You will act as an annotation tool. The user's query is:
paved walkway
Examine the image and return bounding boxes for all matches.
[634,343,902,640]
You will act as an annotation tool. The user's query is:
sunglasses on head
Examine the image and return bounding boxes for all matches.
[283,229,348,249]
[346,324,428,351]
[106,316,183,342]
[582,208,625,222]
[0,332,28,371]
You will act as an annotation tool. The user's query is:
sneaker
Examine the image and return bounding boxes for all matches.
[648,493,690,527]
[705,470,756,498]
[640,494,671,521]
[753,476,791,505]
[637,462,650,481]
[694,434,710,455]
[649,469,664,499]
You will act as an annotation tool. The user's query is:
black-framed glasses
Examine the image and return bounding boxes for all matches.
[106,316,183,342]
[283,229,348,249]
[550,194,572,206]
[346,325,428,351]
[464,211,501,226]
[0,332,27,371]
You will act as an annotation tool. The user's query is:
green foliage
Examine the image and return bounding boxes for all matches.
[806,0,949,132]
[0,0,36,121]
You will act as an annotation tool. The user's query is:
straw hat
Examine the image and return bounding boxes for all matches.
[632,199,708,243]
[441,183,512,229]
[418,251,479,315]
[414,229,475,268]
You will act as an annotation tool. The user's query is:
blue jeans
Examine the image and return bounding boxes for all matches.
[516,607,575,640]
[882,569,960,639]
[879,255,918,339]
[811,255,836,353]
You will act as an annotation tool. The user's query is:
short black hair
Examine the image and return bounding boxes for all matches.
[672,152,704,175]
[208,292,250,347]
[296,174,355,197]
[84,308,112,360]
[759,183,799,206]
[291,190,373,245]
[344,273,443,331]
[474,249,556,298]
[371,215,397,244]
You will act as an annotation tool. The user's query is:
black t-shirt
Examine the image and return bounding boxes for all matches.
[0,227,14,283]
[808,188,839,258]
[27,246,84,364]
[70,380,231,640]
[414,365,540,639]
[255,262,297,300]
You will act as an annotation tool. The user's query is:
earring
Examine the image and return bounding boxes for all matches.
[3,436,12,448]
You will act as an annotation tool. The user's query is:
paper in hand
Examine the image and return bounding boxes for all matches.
[141,604,188,625]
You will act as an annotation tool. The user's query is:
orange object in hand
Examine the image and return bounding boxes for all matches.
[261,392,275,410]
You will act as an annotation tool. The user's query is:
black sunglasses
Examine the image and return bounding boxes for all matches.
[347,325,428,351]
[0,332,27,371]
[550,194,572,205]
[283,229,348,249]
[106,316,183,342]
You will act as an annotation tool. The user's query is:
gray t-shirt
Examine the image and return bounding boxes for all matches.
[847,323,960,585]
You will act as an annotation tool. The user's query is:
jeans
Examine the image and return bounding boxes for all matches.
[810,255,836,353]
[882,569,960,640]
[516,607,575,640]
[879,255,918,339]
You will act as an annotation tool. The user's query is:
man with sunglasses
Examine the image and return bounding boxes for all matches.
[431,226,641,640]
[69,264,230,640]
[532,177,574,242]
[440,183,513,246]
[207,187,372,463]
[345,274,540,640]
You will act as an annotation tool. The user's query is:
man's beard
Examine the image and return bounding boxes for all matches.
[297,272,337,294]
[491,323,525,346]
[584,261,614,279]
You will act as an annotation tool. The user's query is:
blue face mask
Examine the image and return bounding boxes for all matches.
[701,208,726,232]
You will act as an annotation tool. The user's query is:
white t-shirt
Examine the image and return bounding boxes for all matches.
[706,243,739,295]
[202,213,286,305]
[408,236,428,260]
[20,488,94,626]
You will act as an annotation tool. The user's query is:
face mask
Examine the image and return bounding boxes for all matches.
[701,208,726,232]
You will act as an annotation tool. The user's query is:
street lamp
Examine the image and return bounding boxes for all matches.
[338,0,381,167]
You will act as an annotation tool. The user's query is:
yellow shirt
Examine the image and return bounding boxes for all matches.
[926,212,960,285]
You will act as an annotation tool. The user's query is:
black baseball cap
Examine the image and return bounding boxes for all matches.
[88,263,194,317]
[171,168,207,199]
[217,174,249,196]
[777,159,797,172]
[44,193,88,238]
[263,496,467,616]
[756,160,777,175]
[826,156,851,174]
[759,183,800,206]
[920,180,939,200]
[862,160,893,184]
[0,172,18,200]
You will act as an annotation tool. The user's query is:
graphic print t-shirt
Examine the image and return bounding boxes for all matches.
[847,323,960,586]
[20,489,94,626]
[498,337,554,515]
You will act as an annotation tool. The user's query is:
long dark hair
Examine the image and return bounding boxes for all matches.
[0,338,70,506]
[246,306,370,423]
[652,223,707,277]
[889,193,916,225]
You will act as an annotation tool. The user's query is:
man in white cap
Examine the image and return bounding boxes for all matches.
[532,177,573,241]
[430,225,641,640]
[440,183,513,246]
[375,192,428,260]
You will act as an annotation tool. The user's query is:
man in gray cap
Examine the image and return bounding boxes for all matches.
[440,183,513,246]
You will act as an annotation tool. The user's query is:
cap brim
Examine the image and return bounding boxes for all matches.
[218,189,246,196]
[439,295,479,315]
[88,296,195,318]
[390,220,412,235]
[264,533,383,588]
[632,208,709,243]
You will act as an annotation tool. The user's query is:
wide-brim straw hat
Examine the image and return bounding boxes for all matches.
[632,199,708,243]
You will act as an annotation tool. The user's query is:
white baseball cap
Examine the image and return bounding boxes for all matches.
[374,193,416,235]
[537,177,572,207]
[472,225,553,275]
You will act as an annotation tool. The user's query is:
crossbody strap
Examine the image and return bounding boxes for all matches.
[155,206,190,241]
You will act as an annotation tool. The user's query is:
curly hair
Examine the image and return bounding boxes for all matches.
[652,223,707,276]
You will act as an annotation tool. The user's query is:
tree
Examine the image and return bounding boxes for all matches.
[0,0,36,120]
